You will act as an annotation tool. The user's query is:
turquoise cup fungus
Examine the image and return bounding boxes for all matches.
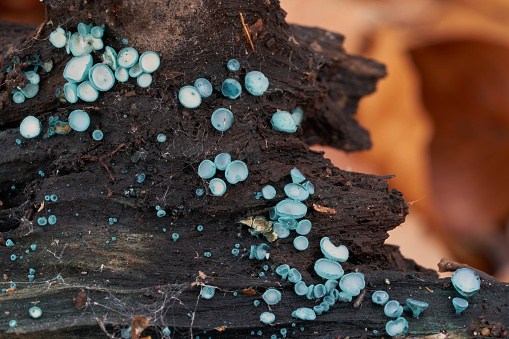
[179,85,201,108]
[162,327,171,336]
[385,317,408,337]
[137,73,153,88]
[21,84,39,99]
[50,194,58,202]
[209,178,227,196]
[405,298,429,318]
[77,22,93,36]
[320,237,349,262]
[194,78,213,98]
[20,116,41,138]
[129,63,143,78]
[214,153,231,171]
[64,83,78,103]
[89,63,115,91]
[49,27,67,48]
[384,300,404,318]
[320,301,330,312]
[293,236,309,251]
[9,320,17,328]
[102,46,118,71]
[68,110,90,132]
[200,286,215,299]
[314,259,344,280]
[92,130,104,141]
[276,264,290,280]
[254,243,270,260]
[64,54,93,83]
[372,290,389,305]
[198,160,216,179]
[12,90,25,104]
[451,267,481,297]
[121,327,132,338]
[117,47,139,68]
[24,71,40,85]
[291,307,316,321]
[115,67,129,82]
[305,285,315,299]
[279,217,297,230]
[263,289,281,305]
[302,181,315,194]
[338,291,353,302]
[91,26,104,39]
[225,160,248,184]
[172,233,179,241]
[287,268,302,283]
[339,272,365,297]
[221,78,242,99]
[452,297,468,315]
[284,183,309,201]
[227,59,240,72]
[48,215,57,225]
[260,312,275,324]
[271,111,297,133]
[313,305,324,316]
[211,108,234,131]
[157,134,167,142]
[6,239,14,247]
[68,33,92,56]
[275,199,307,219]
[294,281,307,296]
[325,279,338,293]
[313,284,326,298]
[139,51,160,73]
[296,219,312,235]
[292,108,304,126]
[323,295,335,306]
[245,71,269,96]
[290,168,306,184]
[261,185,276,199]
[273,222,290,238]
[77,81,99,102]
[29,306,42,319]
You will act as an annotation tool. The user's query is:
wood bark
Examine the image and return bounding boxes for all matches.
[0,0,507,338]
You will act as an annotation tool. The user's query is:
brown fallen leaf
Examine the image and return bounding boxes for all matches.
[131,315,149,339]
[313,203,337,215]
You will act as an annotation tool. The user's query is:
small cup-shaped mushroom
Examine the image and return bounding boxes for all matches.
[209,178,226,196]
[92,130,104,141]
[337,291,353,302]
[20,116,41,138]
[117,47,139,68]
[129,63,143,78]
[48,215,57,225]
[245,71,269,96]
[69,33,93,56]
[91,26,104,39]
[64,83,78,103]
[194,78,213,97]
[271,111,297,133]
[275,199,307,219]
[157,134,166,142]
[260,312,275,324]
[324,279,338,293]
[302,181,315,194]
[254,243,270,260]
[37,217,47,226]
[292,108,304,126]
[64,54,93,83]
[139,51,160,73]
[291,307,316,321]
[287,268,302,283]
[29,306,42,319]
[115,67,129,82]
[24,71,40,85]
[227,59,240,72]
[179,85,201,108]
[49,27,67,48]
[278,217,297,230]
[314,259,344,280]
[296,219,312,235]
[284,183,309,201]
[12,90,25,104]
[77,81,99,102]
[313,305,324,316]
[339,272,365,297]
[320,301,330,312]
[452,297,468,315]
[263,289,281,305]
[384,300,404,318]
[290,168,306,184]
[200,286,215,299]
[211,108,234,131]
[102,46,118,71]
[20,83,39,99]
[197,160,216,179]
[385,317,408,337]
[294,281,307,296]
[225,160,248,184]
[68,110,90,132]
[323,295,335,306]
[261,185,276,199]
[89,63,115,91]
[320,237,349,262]
[137,73,152,88]
[273,222,290,238]
[77,23,93,36]
[451,268,481,297]
[313,284,327,298]
[214,153,231,171]
[372,290,389,305]
[275,264,290,280]
[405,298,429,318]
[221,78,242,99]
[293,236,309,251]
[6,239,14,247]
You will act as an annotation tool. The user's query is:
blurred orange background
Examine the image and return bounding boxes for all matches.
[2,0,509,280]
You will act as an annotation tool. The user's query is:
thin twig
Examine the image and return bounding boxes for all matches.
[438,257,498,283]
[81,144,125,181]
[240,13,255,53]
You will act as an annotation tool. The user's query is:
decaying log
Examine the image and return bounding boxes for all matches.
[0,0,507,338]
